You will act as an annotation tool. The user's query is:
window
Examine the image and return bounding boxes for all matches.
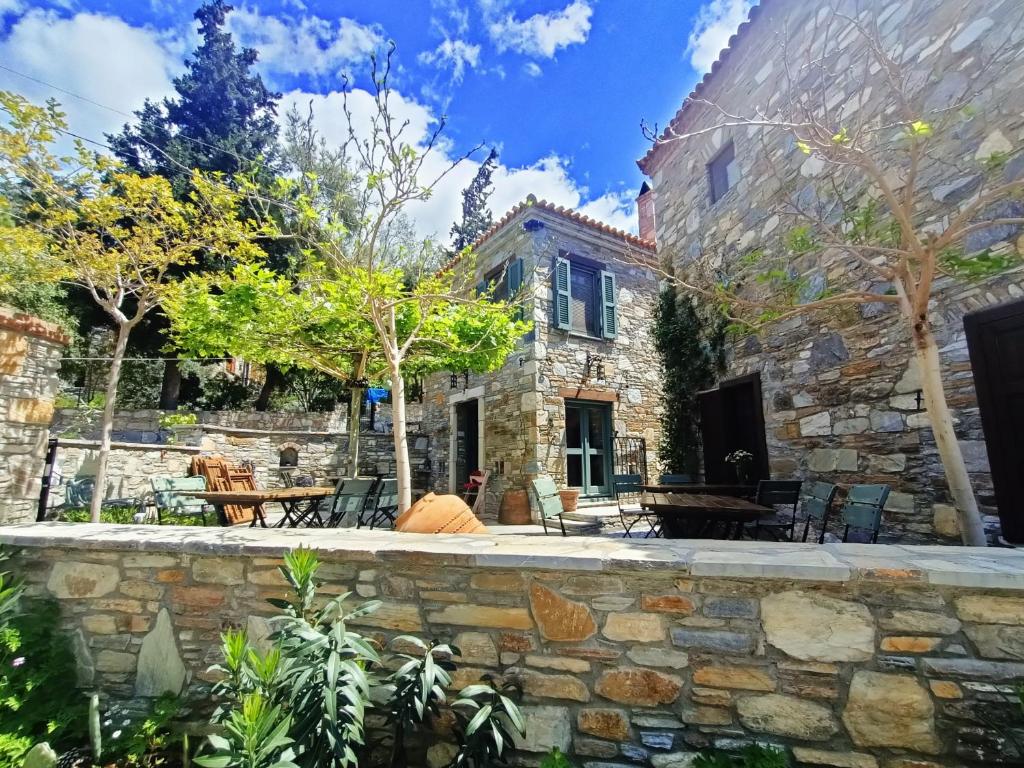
[554,256,617,338]
[708,141,739,203]
[478,258,522,303]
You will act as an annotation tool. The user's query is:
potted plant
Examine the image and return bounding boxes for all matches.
[558,488,580,512]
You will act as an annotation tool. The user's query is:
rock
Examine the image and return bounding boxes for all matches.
[603,613,665,642]
[470,572,525,591]
[737,694,837,740]
[965,625,1024,660]
[956,595,1024,625]
[868,411,903,432]
[641,595,695,614]
[680,706,732,726]
[47,562,119,599]
[575,737,619,758]
[135,608,187,697]
[809,333,849,371]
[790,748,877,768]
[595,668,683,706]
[512,669,590,702]
[808,448,859,473]
[953,17,994,53]
[529,584,596,641]
[692,665,775,691]
[454,632,499,666]
[22,743,58,768]
[427,603,530,630]
[929,680,962,700]
[932,504,961,538]
[833,418,870,435]
[842,672,939,753]
[626,647,690,669]
[702,598,758,619]
[426,743,458,768]
[670,628,754,655]
[71,629,94,685]
[878,610,960,636]
[525,654,589,673]
[800,412,831,436]
[762,591,874,662]
[650,753,699,768]
[192,557,244,585]
[514,706,571,753]
[921,658,1024,680]
[879,636,942,653]
[578,708,630,740]
[95,650,136,673]
[867,454,907,473]
[246,615,273,655]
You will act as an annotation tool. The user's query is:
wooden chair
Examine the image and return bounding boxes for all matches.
[151,476,212,525]
[800,481,839,543]
[359,478,399,530]
[659,473,693,485]
[750,480,803,541]
[325,478,378,528]
[614,473,659,538]
[531,477,567,536]
[838,484,891,543]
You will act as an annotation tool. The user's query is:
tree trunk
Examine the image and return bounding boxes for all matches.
[254,364,284,411]
[914,324,987,546]
[388,363,412,513]
[158,358,181,410]
[347,387,362,478]
[91,323,131,523]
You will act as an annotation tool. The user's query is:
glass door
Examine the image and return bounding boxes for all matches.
[565,401,612,496]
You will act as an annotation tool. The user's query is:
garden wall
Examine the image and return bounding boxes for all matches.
[0,308,68,523]
[5,524,1024,767]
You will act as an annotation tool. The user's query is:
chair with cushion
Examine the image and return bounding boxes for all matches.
[658,473,694,485]
[325,478,378,528]
[531,477,568,536]
[359,478,399,530]
[151,476,213,525]
[750,480,803,541]
[800,481,839,543]
[838,484,891,543]
[64,477,139,514]
[614,473,659,538]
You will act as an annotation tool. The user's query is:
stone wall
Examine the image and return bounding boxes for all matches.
[0,308,69,523]
[6,524,1024,767]
[423,203,663,516]
[641,0,1024,542]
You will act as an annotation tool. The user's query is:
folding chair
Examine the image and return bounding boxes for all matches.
[64,477,139,513]
[359,478,399,530]
[838,484,891,543]
[614,473,659,538]
[325,478,378,528]
[750,480,803,541]
[800,481,839,543]
[531,477,568,536]
[658,473,694,485]
[151,476,213,525]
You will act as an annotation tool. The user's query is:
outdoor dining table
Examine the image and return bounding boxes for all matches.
[640,491,774,539]
[641,483,757,497]
[186,487,336,528]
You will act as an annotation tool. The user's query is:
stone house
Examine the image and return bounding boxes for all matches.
[639,0,1024,542]
[422,196,662,518]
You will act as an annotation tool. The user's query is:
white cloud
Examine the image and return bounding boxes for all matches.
[0,10,180,142]
[0,0,24,16]
[523,61,543,77]
[686,0,752,73]
[227,7,381,82]
[488,0,593,59]
[418,38,482,83]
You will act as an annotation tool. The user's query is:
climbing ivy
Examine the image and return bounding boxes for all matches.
[653,286,726,476]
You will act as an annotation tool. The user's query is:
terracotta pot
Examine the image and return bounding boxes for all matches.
[558,489,580,513]
[499,489,532,525]
[394,492,488,534]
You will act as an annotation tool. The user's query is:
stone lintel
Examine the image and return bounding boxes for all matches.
[557,387,618,402]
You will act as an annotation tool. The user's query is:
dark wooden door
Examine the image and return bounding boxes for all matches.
[965,298,1024,542]
[699,374,770,483]
[698,388,727,482]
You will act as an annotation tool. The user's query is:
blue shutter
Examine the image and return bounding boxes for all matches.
[507,258,523,295]
[600,270,617,338]
[554,257,571,330]
[476,278,488,296]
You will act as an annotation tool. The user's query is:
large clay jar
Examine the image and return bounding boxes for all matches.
[498,489,532,525]
[394,493,488,534]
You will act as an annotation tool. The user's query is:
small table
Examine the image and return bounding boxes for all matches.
[641,492,773,539]
[187,487,336,528]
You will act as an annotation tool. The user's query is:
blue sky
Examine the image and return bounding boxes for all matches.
[0,0,753,238]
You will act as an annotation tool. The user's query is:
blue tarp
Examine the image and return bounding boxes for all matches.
[365,387,389,404]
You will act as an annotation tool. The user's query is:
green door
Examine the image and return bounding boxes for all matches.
[565,401,612,496]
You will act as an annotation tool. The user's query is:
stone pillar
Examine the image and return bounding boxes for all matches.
[0,307,69,523]
[636,182,656,244]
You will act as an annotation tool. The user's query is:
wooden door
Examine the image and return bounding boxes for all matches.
[698,388,727,482]
[965,298,1024,542]
[699,374,770,483]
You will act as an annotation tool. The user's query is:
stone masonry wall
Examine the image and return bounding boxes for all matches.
[643,0,1024,542]
[423,206,662,517]
[6,524,1024,767]
[0,308,69,523]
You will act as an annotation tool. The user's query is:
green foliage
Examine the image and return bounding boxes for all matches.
[940,247,1021,280]
[450,678,525,768]
[450,148,499,254]
[693,745,789,768]
[195,694,298,768]
[653,287,726,475]
[159,412,198,428]
[99,694,182,767]
[540,746,574,768]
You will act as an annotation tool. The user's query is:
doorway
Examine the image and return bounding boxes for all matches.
[698,373,770,483]
[565,400,612,496]
[965,298,1024,542]
[454,399,480,489]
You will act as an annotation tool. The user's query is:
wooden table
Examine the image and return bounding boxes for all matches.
[641,483,757,497]
[187,487,335,528]
[641,492,773,539]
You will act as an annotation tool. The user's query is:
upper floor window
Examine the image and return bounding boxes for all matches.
[553,255,617,339]
[478,258,522,303]
[708,140,739,203]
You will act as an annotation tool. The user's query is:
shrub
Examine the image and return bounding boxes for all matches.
[694,745,789,768]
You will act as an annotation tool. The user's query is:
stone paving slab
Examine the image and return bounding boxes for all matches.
[2,522,1024,587]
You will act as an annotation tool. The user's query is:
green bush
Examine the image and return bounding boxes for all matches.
[694,745,789,768]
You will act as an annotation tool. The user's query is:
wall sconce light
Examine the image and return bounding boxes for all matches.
[450,373,459,390]
[518,356,525,367]
[584,352,605,383]
[915,389,924,411]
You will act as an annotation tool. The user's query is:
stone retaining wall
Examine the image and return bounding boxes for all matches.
[0,308,69,523]
[5,524,1024,766]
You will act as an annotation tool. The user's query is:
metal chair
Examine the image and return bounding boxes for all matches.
[750,480,803,541]
[151,476,212,525]
[658,473,694,485]
[359,478,399,530]
[531,477,568,536]
[800,481,839,543]
[838,484,891,543]
[64,477,139,513]
[614,473,659,538]
[325,478,378,528]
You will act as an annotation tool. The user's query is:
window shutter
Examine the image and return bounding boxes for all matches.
[600,270,617,338]
[507,258,523,295]
[554,257,571,330]
[476,278,488,296]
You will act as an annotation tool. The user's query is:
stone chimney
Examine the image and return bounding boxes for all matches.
[636,182,656,244]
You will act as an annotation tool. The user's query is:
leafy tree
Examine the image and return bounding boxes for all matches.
[0,92,265,522]
[653,286,724,476]
[642,4,1024,545]
[108,0,282,408]
[449,147,498,254]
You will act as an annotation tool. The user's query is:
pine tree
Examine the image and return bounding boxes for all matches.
[449,147,498,253]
